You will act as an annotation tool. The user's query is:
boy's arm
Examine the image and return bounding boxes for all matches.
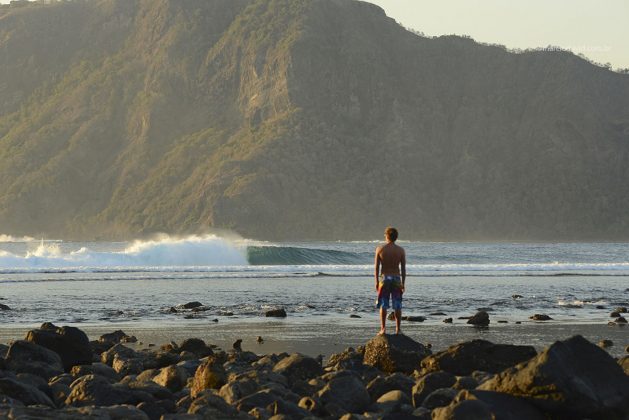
[374,247,381,291]
[401,248,406,290]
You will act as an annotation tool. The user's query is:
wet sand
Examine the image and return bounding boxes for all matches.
[1,319,627,359]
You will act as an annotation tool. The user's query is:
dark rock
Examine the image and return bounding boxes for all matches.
[402,316,426,322]
[0,303,10,310]
[515,321,522,324]
[433,389,544,420]
[443,318,453,323]
[317,374,370,414]
[25,325,92,371]
[272,353,323,384]
[512,294,523,299]
[376,389,411,413]
[599,339,614,348]
[611,311,620,317]
[235,389,281,412]
[366,372,415,401]
[479,335,629,419]
[233,339,243,351]
[466,311,489,326]
[419,339,536,376]
[412,371,456,407]
[190,356,226,397]
[350,314,361,318]
[327,347,365,371]
[101,343,138,365]
[614,306,627,313]
[0,377,55,407]
[596,305,606,309]
[70,362,119,381]
[422,387,458,409]
[497,320,508,323]
[363,334,432,374]
[5,340,64,380]
[529,314,552,321]
[152,365,189,392]
[179,338,213,357]
[179,301,203,309]
[189,391,240,417]
[615,316,627,324]
[619,356,629,375]
[267,398,311,418]
[430,312,447,316]
[137,400,172,420]
[65,374,140,407]
[453,376,479,390]
[256,336,264,343]
[98,330,131,347]
[219,378,259,404]
[265,308,287,317]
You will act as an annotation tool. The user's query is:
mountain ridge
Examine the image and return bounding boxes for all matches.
[1,0,629,241]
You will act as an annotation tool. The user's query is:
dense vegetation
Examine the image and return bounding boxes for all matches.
[1,0,629,241]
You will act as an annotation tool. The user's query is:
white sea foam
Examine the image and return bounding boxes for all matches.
[0,234,36,243]
[0,234,247,269]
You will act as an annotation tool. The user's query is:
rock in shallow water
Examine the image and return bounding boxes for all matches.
[419,339,536,376]
[479,335,629,419]
[466,311,489,326]
[529,314,553,321]
[363,334,431,374]
[265,308,287,317]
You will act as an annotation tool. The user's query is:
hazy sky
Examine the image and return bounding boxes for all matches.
[366,0,629,69]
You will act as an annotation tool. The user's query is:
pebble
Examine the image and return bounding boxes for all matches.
[443,318,453,324]
[598,339,613,349]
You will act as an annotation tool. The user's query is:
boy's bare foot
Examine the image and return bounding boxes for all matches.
[378,329,386,335]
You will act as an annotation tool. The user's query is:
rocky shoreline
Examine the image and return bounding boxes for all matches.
[0,323,628,419]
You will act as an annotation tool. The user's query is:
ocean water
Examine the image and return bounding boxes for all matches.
[0,235,628,329]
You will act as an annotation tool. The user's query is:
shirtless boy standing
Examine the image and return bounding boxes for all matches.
[374,227,406,335]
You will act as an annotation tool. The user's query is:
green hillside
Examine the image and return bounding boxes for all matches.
[1,0,629,240]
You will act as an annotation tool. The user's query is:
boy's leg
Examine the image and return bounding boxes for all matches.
[379,307,387,335]
[395,308,402,334]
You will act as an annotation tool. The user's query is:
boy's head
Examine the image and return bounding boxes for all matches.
[385,227,398,242]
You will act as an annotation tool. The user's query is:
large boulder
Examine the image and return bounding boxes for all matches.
[317,374,370,414]
[479,335,629,419]
[190,356,227,397]
[152,365,189,392]
[4,340,64,380]
[366,372,416,401]
[179,338,213,358]
[272,353,323,384]
[419,339,536,376]
[0,377,55,407]
[65,374,150,407]
[363,334,432,374]
[412,371,456,407]
[433,389,544,420]
[25,324,92,371]
[619,356,629,375]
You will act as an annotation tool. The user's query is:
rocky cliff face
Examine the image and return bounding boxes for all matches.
[1,0,628,240]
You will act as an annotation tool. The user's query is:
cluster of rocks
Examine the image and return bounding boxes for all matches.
[0,323,628,419]
[167,302,288,320]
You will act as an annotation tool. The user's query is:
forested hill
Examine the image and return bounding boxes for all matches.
[1,0,629,241]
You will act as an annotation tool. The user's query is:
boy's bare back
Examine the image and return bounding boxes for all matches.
[376,243,406,276]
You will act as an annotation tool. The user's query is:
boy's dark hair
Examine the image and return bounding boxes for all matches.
[385,227,398,242]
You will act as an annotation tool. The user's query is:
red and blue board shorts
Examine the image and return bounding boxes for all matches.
[376,275,403,310]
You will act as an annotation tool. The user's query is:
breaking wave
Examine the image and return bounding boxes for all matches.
[0,235,248,270]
